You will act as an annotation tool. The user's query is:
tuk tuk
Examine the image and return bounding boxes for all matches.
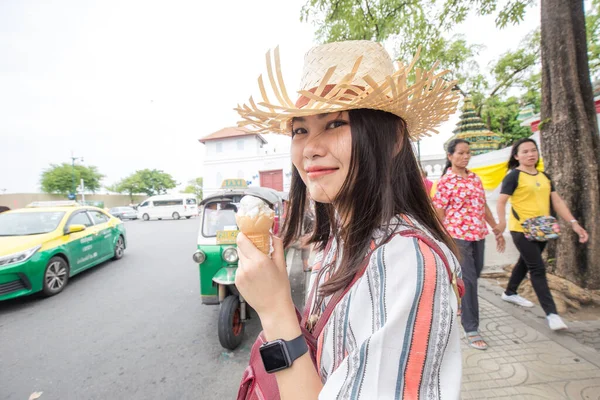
[192,180,284,349]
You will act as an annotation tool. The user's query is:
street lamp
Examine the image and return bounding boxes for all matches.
[71,156,84,199]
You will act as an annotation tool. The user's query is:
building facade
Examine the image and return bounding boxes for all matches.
[200,127,292,198]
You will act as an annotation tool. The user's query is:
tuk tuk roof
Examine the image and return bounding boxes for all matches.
[200,187,283,206]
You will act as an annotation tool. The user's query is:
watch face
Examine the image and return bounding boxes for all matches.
[260,341,289,372]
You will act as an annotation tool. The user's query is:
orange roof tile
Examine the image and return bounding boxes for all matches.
[199,127,267,144]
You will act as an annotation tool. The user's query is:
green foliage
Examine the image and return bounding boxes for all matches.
[40,163,104,195]
[182,177,204,200]
[482,96,532,145]
[110,169,177,198]
[300,0,432,43]
[107,175,144,201]
[300,0,532,45]
[586,0,600,77]
[439,0,533,28]
[488,30,540,96]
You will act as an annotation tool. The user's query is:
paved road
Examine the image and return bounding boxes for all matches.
[0,218,263,400]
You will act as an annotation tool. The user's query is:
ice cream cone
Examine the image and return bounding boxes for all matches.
[246,233,271,254]
[235,196,275,256]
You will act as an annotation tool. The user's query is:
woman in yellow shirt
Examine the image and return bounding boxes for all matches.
[496,138,588,331]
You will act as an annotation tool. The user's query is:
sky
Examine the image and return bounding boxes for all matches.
[0,0,541,193]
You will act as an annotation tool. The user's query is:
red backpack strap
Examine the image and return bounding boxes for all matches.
[307,228,463,339]
[310,233,398,338]
[399,229,464,300]
[301,237,334,327]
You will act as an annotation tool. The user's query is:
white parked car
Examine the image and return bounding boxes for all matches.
[137,194,198,221]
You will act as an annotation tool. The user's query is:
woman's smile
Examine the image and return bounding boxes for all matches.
[305,166,340,179]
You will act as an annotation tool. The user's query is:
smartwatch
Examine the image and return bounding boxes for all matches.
[259,335,309,373]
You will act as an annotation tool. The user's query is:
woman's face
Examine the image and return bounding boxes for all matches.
[290,111,352,204]
[448,143,471,169]
[515,141,539,167]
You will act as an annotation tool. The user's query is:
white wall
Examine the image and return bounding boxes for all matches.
[204,152,292,197]
[204,136,263,161]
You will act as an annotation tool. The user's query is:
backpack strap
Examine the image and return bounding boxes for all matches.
[301,237,334,328]
[399,229,464,303]
[305,228,461,339]
[310,233,397,338]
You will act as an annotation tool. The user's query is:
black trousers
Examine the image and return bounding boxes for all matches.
[455,239,485,333]
[506,231,558,315]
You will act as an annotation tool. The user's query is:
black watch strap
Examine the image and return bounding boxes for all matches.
[260,334,309,373]
[286,335,309,362]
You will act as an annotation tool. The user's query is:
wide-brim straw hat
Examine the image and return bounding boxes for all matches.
[235,40,459,140]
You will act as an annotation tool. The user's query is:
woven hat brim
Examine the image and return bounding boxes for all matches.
[235,47,460,140]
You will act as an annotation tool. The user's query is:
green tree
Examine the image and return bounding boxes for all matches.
[301,0,600,287]
[110,169,177,197]
[540,0,600,288]
[40,163,104,195]
[106,175,144,202]
[182,177,203,200]
[482,96,532,145]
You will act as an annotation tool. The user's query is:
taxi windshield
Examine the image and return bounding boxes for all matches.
[0,211,66,236]
[202,202,238,237]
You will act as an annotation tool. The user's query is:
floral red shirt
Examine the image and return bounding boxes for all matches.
[433,170,489,241]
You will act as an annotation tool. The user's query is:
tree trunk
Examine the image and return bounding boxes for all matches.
[540,0,600,289]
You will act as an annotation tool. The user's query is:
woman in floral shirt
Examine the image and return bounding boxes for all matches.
[434,138,505,350]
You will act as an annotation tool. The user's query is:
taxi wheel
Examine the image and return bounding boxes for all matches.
[172,212,180,220]
[142,214,150,221]
[218,295,244,350]
[42,257,70,297]
[185,216,191,219]
[113,236,125,260]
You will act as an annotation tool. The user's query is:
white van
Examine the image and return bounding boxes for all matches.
[137,194,199,221]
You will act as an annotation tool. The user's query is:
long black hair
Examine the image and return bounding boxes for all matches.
[507,138,540,170]
[443,138,470,175]
[282,109,457,297]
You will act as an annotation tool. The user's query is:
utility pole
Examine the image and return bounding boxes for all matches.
[70,155,84,199]
[80,178,85,203]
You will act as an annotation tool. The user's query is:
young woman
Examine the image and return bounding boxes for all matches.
[234,41,463,398]
[433,138,505,350]
[496,138,589,331]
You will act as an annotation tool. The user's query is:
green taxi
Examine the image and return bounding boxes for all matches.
[0,201,127,301]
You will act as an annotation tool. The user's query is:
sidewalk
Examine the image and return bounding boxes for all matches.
[464,279,600,399]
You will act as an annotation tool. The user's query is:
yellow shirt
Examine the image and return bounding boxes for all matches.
[500,169,554,232]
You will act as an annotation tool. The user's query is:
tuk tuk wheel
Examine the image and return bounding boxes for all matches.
[218,295,244,350]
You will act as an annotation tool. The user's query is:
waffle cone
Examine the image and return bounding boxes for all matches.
[246,233,271,254]
[235,214,274,255]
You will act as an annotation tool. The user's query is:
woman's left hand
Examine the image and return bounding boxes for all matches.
[572,223,589,244]
[236,233,294,320]
[495,235,506,253]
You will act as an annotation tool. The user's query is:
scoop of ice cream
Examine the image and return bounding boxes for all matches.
[237,195,274,219]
